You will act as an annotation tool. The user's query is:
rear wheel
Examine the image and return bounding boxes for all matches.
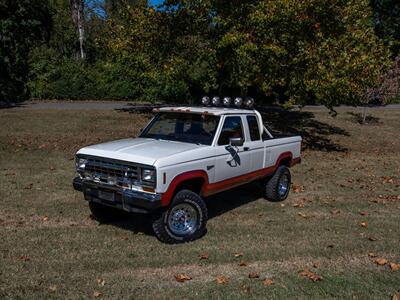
[264,166,291,201]
[152,190,208,244]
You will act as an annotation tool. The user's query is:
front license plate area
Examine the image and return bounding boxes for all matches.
[98,190,115,202]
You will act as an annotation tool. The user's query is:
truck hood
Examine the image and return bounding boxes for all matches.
[77,138,203,166]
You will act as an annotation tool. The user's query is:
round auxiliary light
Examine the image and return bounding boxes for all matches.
[223,97,231,107]
[201,96,210,106]
[212,96,221,106]
[234,97,243,107]
[245,97,255,108]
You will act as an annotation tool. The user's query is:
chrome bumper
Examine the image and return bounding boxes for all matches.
[73,177,162,213]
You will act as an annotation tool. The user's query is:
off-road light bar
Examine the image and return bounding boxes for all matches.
[202,96,255,108]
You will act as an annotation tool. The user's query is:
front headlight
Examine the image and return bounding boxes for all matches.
[75,157,87,170]
[141,168,155,182]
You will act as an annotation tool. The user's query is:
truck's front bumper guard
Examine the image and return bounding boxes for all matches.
[73,177,162,213]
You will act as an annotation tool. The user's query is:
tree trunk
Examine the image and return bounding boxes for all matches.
[70,0,85,59]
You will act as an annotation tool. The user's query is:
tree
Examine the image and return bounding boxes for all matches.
[70,0,85,59]
[0,0,51,103]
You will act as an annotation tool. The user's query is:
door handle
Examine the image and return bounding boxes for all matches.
[244,147,250,151]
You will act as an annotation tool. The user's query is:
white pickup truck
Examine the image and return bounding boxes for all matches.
[73,105,301,243]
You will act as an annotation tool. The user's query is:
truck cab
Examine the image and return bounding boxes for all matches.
[73,105,301,243]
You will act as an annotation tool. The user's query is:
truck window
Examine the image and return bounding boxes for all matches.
[140,112,220,145]
[217,116,244,146]
[246,115,261,141]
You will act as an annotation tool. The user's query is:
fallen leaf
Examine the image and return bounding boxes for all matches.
[375,258,388,265]
[48,285,57,292]
[43,216,49,222]
[293,185,305,193]
[199,253,209,260]
[20,255,30,262]
[216,276,228,284]
[360,222,368,228]
[313,261,321,269]
[299,268,323,282]
[248,272,260,279]
[331,209,341,215]
[234,253,243,258]
[238,262,247,267]
[359,211,368,216]
[24,183,33,190]
[49,166,55,171]
[93,291,102,298]
[96,279,105,286]
[293,202,304,208]
[389,262,400,271]
[263,278,275,286]
[368,236,378,241]
[368,252,377,258]
[175,274,192,283]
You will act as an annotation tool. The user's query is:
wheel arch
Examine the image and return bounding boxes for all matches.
[160,170,209,206]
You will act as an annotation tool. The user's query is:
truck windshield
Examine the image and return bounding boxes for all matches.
[140,112,220,145]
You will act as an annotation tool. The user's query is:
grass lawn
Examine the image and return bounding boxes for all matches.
[0,107,399,299]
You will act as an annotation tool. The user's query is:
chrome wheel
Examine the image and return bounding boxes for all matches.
[168,203,198,236]
[278,174,289,197]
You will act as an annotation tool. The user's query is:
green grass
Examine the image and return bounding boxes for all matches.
[0,108,399,299]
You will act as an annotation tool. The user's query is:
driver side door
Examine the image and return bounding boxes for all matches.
[213,115,251,183]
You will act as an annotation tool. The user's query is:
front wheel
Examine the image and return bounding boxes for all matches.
[263,166,291,201]
[152,190,208,244]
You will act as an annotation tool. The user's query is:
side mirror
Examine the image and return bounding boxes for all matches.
[229,137,243,147]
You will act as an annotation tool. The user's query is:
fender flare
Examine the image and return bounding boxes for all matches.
[160,170,209,206]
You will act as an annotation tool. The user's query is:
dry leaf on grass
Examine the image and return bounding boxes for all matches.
[199,253,209,260]
[216,276,228,284]
[375,258,388,265]
[248,272,260,279]
[368,236,378,241]
[42,216,49,222]
[299,268,323,282]
[238,262,247,267]
[360,222,368,228]
[234,253,243,258]
[313,261,321,269]
[93,291,102,298]
[331,209,341,215]
[20,255,30,262]
[389,262,400,271]
[293,202,305,208]
[293,185,305,193]
[359,211,368,216]
[24,183,33,190]
[96,279,105,286]
[49,285,57,292]
[263,278,275,286]
[175,274,192,283]
[368,252,377,258]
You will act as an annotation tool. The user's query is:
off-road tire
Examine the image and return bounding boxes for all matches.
[89,201,121,223]
[264,166,291,201]
[152,189,208,244]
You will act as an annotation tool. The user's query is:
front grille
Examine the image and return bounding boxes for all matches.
[83,157,139,188]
